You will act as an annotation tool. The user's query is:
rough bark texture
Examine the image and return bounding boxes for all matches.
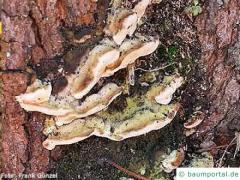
[0,72,29,174]
[192,0,240,153]
[0,0,101,175]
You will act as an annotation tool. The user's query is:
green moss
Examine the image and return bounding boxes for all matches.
[167,45,178,62]
[157,44,179,63]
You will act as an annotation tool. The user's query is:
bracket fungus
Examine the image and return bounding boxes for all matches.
[71,39,120,99]
[162,148,185,173]
[103,36,160,77]
[184,111,204,129]
[133,0,151,22]
[43,83,180,150]
[105,0,151,45]
[16,79,52,105]
[105,9,138,45]
[70,36,159,99]
[55,83,122,126]
[16,79,75,116]
[154,75,184,105]
[16,79,74,116]
[16,100,74,116]
[16,0,184,151]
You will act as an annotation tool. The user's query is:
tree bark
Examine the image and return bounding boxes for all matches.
[0,0,104,175]
[1,0,240,177]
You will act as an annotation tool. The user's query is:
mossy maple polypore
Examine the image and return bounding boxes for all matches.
[70,39,120,99]
[55,83,123,126]
[43,80,180,150]
[162,148,185,173]
[16,81,122,119]
[16,80,73,116]
[105,0,151,45]
[16,79,52,104]
[15,0,184,151]
[16,35,159,119]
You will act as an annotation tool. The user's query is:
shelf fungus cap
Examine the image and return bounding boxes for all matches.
[155,75,184,105]
[43,102,180,150]
[16,79,75,116]
[105,0,151,45]
[43,119,106,150]
[17,98,74,116]
[103,36,160,77]
[184,111,205,129]
[105,9,138,45]
[71,40,120,99]
[111,103,180,141]
[55,83,122,126]
[162,148,185,173]
[16,79,52,105]
[133,0,152,22]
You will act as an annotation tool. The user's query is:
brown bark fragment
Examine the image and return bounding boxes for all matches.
[1,0,98,175]
[1,42,29,70]
[25,113,50,174]
[2,15,35,45]
[193,0,240,149]
[0,72,29,174]
[2,0,30,17]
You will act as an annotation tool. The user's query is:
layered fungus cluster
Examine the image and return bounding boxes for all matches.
[16,0,183,150]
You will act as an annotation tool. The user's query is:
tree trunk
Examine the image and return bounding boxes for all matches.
[1,0,240,179]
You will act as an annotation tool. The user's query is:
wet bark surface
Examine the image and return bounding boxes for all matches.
[0,0,240,179]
